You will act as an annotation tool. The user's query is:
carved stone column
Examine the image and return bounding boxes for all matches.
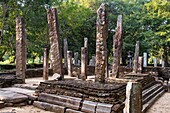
[74,52,79,65]
[47,8,63,79]
[95,3,108,83]
[43,48,49,80]
[81,47,87,80]
[64,38,68,69]
[67,51,72,77]
[112,15,123,78]
[133,41,140,73]
[84,37,88,65]
[16,16,26,83]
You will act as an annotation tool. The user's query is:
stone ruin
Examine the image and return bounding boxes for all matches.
[34,3,167,113]
[0,3,169,113]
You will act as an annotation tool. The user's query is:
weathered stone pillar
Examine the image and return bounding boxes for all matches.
[43,48,49,80]
[95,3,108,83]
[138,56,143,73]
[81,47,87,80]
[143,52,147,67]
[161,58,165,67]
[64,38,68,69]
[84,37,88,65]
[124,82,142,113]
[47,8,63,79]
[16,16,26,83]
[67,51,72,77]
[112,15,123,78]
[133,41,140,73]
[154,58,157,67]
[105,49,109,78]
[74,52,79,65]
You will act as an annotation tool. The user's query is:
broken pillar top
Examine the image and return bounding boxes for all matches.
[97,3,108,26]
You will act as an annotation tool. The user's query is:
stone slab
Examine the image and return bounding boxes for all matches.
[1,87,37,100]
[13,84,38,90]
[81,100,97,113]
[66,109,84,113]
[39,93,82,110]
[33,101,65,113]
[96,103,113,113]
[0,90,28,103]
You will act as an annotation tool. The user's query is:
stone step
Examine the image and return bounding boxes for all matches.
[1,87,37,100]
[33,101,65,113]
[96,103,114,113]
[38,93,82,110]
[66,109,84,113]
[142,83,162,99]
[142,90,165,113]
[13,84,38,90]
[81,100,97,113]
[142,86,164,105]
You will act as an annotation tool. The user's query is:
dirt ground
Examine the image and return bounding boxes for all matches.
[0,105,54,113]
[146,93,170,113]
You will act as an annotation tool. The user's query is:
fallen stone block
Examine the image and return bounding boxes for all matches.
[33,101,65,113]
[0,101,4,108]
[0,90,28,103]
[38,93,82,110]
[66,109,84,113]
[81,100,97,113]
[96,103,113,113]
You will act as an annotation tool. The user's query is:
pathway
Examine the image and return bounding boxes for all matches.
[146,93,170,113]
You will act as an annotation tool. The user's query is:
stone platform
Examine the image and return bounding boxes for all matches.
[36,80,127,104]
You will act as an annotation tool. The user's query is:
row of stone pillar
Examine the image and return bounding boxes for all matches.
[18,3,164,83]
[15,3,121,83]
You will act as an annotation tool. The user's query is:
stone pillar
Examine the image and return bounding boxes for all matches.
[154,58,157,67]
[64,38,68,69]
[95,3,108,83]
[112,15,123,78]
[89,56,96,66]
[16,16,26,83]
[43,48,49,80]
[143,52,147,67]
[138,56,143,73]
[84,37,88,65]
[105,49,109,78]
[47,8,63,79]
[81,47,87,80]
[162,60,165,67]
[133,41,140,73]
[67,51,72,77]
[74,52,79,65]
[124,82,142,113]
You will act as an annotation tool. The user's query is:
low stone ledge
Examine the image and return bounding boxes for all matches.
[33,101,65,113]
[38,93,82,110]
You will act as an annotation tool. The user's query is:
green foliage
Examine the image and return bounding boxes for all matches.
[0,0,169,65]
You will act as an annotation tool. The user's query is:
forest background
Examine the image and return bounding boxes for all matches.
[0,0,169,66]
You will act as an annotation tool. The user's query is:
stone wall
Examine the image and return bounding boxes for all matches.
[0,68,53,78]
[0,75,23,88]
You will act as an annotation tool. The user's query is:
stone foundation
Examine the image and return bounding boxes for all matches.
[36,80,126,104]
